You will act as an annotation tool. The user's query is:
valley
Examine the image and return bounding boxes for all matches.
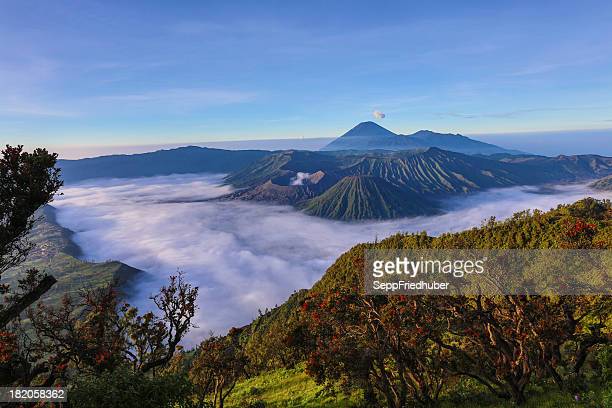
[49,174,612,340]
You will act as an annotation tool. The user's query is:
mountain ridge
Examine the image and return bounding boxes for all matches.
[220,148,612,220]
[300,175,437,220]
[589,175,612,191]
[5,206,145,306]
[58,146,269,184]
[321,121,524,155]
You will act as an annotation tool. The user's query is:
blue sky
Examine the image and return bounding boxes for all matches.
[1,0,612,151]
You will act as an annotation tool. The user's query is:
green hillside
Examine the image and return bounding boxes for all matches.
[225,364,362,408]
[225,367,602,408]
[247,197,612,341]
[300,175,436,220]
[4,206,143,307]
[222,198,612,407]
[311,197,611,293]
[590,175,612,191]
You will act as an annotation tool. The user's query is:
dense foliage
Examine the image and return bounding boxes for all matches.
[0,145,63,384]
[0,145,62,274]
[69,365,194,408]
[14,273,198,387]
[230,198,611,406]
[190,328,248,408]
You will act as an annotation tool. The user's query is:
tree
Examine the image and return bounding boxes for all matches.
[296,199,611,406]
[123,272,199,373]
[431,295,550,404]
[0,145,62,329]
[69,365,194,408]
[18,273,198,386]
[190,328,248,408]
[303,290,450,407]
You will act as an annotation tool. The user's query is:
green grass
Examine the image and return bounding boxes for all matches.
[225,367,611,408]
[438,377,610,407]
[225,364,362,408]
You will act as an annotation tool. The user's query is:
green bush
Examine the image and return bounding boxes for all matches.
[602,387,612,408]
[69,366,193,408]
[597,345,612,382]
[245,400,266,408]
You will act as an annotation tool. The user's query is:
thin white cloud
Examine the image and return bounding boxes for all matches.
[0,58,78,118]
[508,48,605,77]
[82,60,173,72]
[94,88,256,106]
[0,57,59,88]
[0,103,77,118]
[510,62,573,76]
[438,106,610,120]
[52,174,612,344]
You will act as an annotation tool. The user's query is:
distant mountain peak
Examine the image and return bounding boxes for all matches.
[412,129,447,136]
[322,122,522,155]
[412,129,435,135]
[408,129,463,138]
[341,121,397,138]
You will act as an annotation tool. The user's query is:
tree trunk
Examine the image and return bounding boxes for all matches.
[508,382,527,405]
[0,275,56,328]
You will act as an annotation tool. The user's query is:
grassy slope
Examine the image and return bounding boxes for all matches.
[311,197,612,294]
[301,175,436,220]
[4,206,142,307]
[228,367,609,408]
[226,364,362,408]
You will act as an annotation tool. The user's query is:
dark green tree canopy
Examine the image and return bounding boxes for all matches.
[0,145,62,273]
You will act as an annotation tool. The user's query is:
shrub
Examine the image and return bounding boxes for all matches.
[69,366,193,408]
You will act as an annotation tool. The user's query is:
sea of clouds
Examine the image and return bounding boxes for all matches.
[52,174,612,344]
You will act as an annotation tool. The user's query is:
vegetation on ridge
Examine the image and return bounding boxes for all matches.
[218,198,612,407]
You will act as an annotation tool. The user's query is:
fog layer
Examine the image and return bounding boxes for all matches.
[52,174,611,342]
